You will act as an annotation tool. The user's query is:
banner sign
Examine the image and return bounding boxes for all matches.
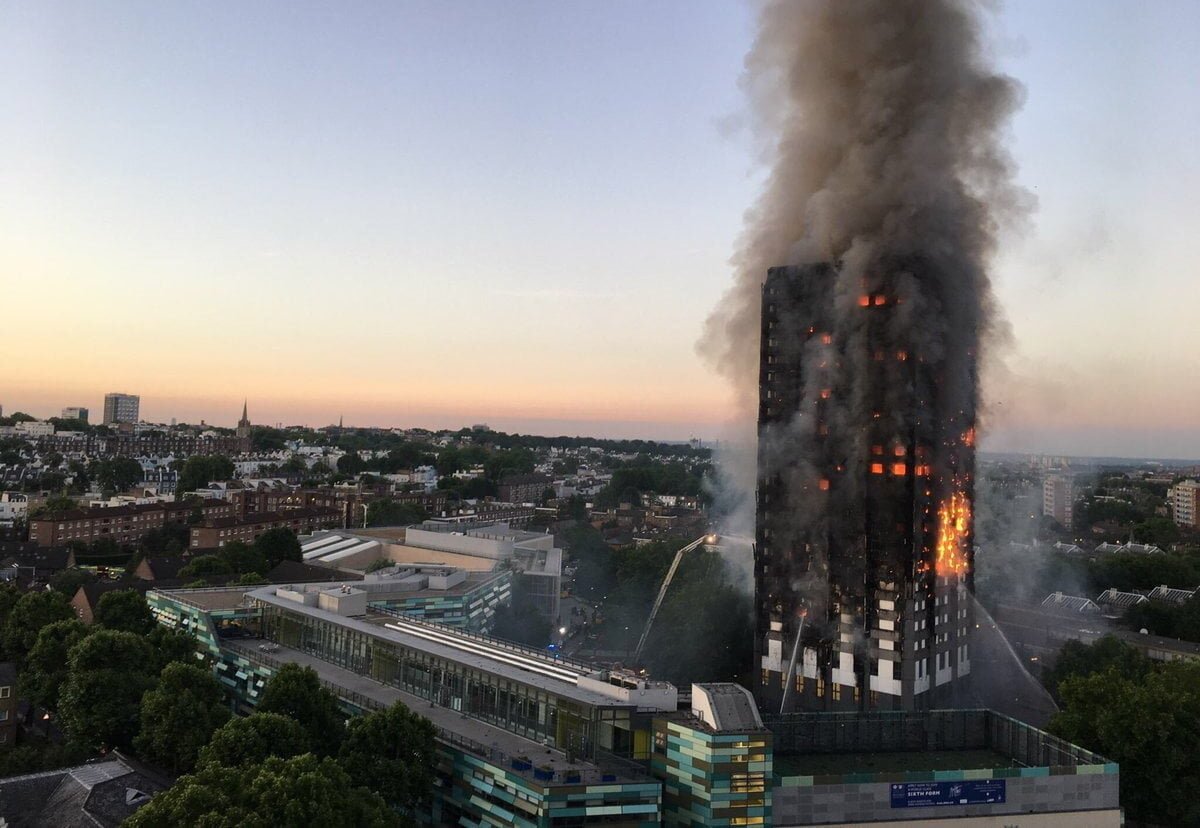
[889,779,1006,808]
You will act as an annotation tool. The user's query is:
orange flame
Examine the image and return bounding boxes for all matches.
[935,491,971,576]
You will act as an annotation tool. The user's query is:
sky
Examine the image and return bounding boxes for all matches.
[1,2,1198,456]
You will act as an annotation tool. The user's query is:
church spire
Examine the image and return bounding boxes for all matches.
[236,399,251,441]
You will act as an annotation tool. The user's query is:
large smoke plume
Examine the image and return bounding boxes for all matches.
[702,0,1028,539]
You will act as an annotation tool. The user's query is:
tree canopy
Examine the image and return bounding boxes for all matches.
[197,713,310,770]
[176,455,235,494]
[1050,653,1200,825]
[257,663,345,754]
[2,591,74,662]
[94,589,156,635]
[338,701,437,809]
[58,630,159,751]
[365,499,427,528]
[19,619,89,711]
[136,662,231,774]
[254,527,302,569]
[93,457,144,493]
[48,568,97,598]
[123,754,400,828]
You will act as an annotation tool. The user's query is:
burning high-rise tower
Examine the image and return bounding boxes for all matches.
[755,259,976,713]
[696,1,1022,714]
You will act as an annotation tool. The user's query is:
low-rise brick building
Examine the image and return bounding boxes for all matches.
[28,500,235,548]
[189,508,340,550]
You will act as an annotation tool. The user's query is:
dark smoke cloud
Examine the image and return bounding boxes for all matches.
[701,0,1030,530]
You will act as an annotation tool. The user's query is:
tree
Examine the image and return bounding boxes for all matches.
[197,713,310,770]
[176,455,235,494]
[337,453,365,475]
[141,521,189,554]
[179,554,233,580]
[58,630,157,751]
[1041,635,1150,701]
[19,619,90,710]
[135,662,231,774]
[39,471,67,492]
[249,425,287,452]
[254,527,302,568]
[28,494,78,519]
[564,494,588,521]
[48,568,96,598]
[2,590,73,662]
[94,457,144,493]
[84,536,123,559]
[67,460,90,493]
[460,476,497,499]
[48,417,89,434]
[257,663,345,753]
[435,447,463,476]
[147,625,200,672]
[483,448,535,480]
[280,456,308,475]
[94,590,156,635]
[123,754,400,828]
[218,541,268,576]
[365,499,427,528]
[1050,661,1200,825]
[0,584,21,635]
[1133,515,1181,547]
[338,701,436,809]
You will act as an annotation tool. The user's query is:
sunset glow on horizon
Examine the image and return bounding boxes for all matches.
[3,2,1199,456]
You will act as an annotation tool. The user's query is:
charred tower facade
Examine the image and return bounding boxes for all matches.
[755,263,975,714]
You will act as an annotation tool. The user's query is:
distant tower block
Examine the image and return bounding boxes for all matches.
[755,263,976,714]
[103,393,140,425]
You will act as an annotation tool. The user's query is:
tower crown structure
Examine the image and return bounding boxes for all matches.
[755,263,975,714]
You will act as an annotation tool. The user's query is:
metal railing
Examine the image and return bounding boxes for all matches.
[149,586,258,612]
[221,640,645,786]
[765,708,1112,769]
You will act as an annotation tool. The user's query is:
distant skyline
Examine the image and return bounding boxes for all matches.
[3,2,1198,457]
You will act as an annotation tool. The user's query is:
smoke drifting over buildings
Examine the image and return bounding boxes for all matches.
[703,0,1024,410]
[701,1,1028,712]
